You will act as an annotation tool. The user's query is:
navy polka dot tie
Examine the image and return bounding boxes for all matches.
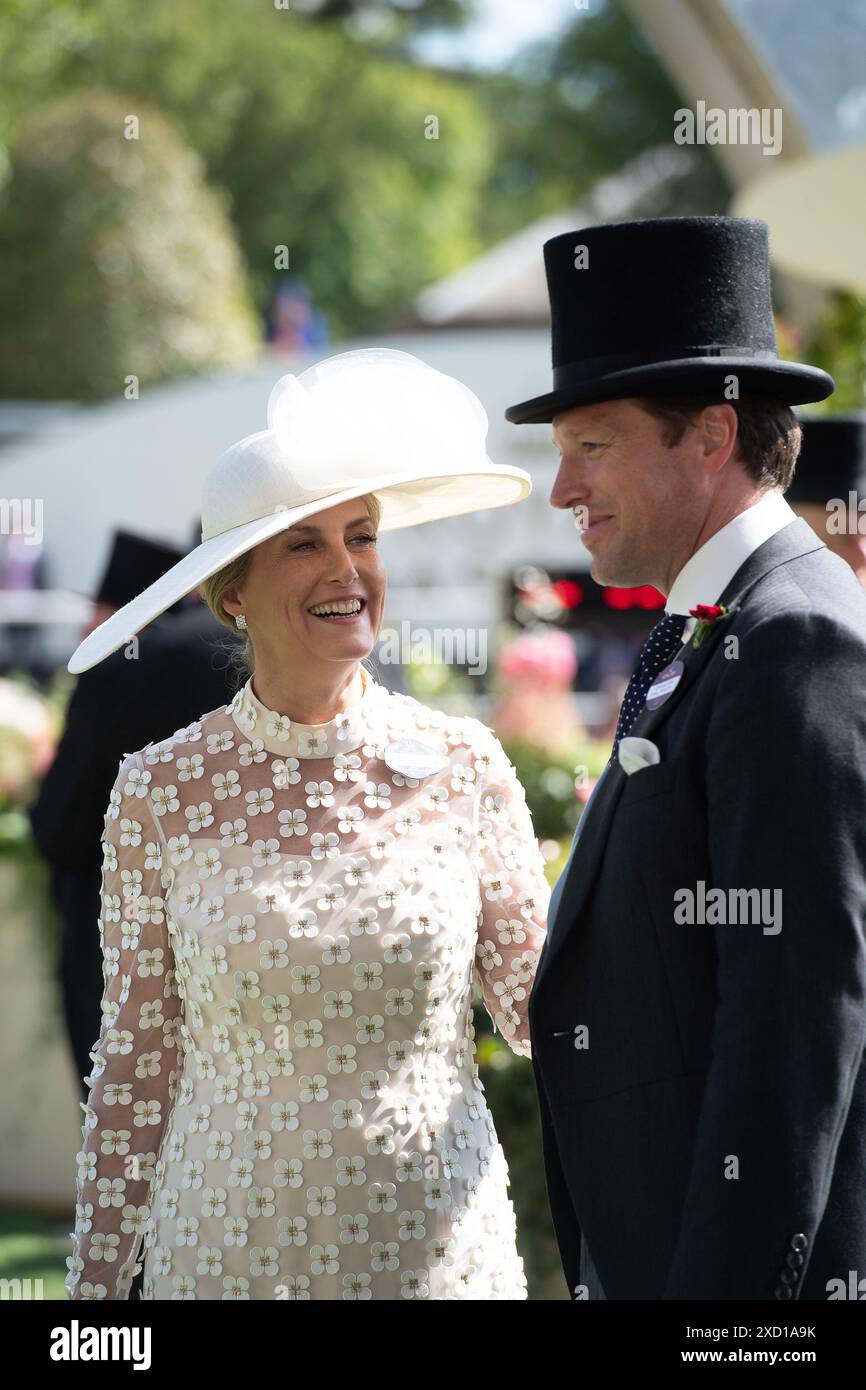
[611,612,687,762]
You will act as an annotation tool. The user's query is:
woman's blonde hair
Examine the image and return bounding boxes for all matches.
[199,493,383,687]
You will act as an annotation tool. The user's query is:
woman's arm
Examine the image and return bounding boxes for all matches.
[470,725,550,1058]
[65,751,182,1300]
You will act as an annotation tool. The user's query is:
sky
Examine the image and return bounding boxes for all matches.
[411,0,582,70]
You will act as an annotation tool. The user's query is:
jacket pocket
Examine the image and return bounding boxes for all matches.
[618,756,680,805]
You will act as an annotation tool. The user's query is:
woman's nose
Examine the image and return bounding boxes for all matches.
[330,548,359,581]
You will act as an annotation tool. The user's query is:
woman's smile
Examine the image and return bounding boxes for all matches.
[307,595,369,624]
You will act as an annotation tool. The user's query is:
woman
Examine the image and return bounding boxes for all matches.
[65,348,550,1301]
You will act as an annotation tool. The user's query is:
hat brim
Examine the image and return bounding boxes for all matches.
[505,358,835,424]
[67,462,531,674]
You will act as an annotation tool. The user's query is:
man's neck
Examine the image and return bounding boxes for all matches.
[659,487,782,596]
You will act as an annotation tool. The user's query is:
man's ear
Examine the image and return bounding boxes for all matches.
[700,403,738,474]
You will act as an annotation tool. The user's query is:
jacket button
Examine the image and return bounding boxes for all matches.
[780,1269,796,1286]
[790,1233,808,1251]
[786,1250,804,1270]
[774,1284,793,1300]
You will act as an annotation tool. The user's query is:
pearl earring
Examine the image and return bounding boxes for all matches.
[235,614,247,631]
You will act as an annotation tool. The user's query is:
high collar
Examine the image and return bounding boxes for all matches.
[227,667,378,758]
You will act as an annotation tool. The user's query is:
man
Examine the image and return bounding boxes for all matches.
[786,413,866,586]
[506,216,866,1300]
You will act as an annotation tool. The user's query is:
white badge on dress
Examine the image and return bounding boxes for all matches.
[384,738,449,779]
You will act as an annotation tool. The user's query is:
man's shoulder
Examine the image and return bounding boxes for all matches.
[731,544,866,646]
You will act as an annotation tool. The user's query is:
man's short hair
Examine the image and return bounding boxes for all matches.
[635,396,802,490]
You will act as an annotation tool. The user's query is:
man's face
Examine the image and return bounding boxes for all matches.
[549,398,709,592]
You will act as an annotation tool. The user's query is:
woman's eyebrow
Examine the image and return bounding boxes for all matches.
[285,515,373,537]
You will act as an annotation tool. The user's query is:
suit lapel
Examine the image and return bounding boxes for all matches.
[537,615,728,985]
[535,517,826,988]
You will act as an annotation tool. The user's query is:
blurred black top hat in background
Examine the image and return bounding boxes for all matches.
[787,413,866,505]
[505,217,835,424]
[91,530,187,610]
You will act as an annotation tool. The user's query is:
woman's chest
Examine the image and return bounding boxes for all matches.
[161,816,483,994]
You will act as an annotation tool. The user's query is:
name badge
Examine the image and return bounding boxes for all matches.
[645,659,684,709]
[384,738,449,779]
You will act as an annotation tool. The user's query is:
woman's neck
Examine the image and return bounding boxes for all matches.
[249,663,366,726]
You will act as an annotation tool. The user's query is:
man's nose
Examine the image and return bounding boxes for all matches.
[549,455,587,511]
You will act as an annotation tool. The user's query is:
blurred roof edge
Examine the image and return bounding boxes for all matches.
[412,145,696,327]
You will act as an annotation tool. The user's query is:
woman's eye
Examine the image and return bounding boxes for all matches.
[289,534,376,552]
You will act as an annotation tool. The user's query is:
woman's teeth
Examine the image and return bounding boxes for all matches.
[309,599,363,618]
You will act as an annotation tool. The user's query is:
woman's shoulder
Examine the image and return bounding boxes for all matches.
[115,697,234,784]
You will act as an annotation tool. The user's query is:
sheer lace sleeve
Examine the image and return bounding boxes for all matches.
[470,723,550,1059]
[65,750,182,1300]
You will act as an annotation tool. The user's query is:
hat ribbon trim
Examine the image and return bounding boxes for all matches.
[552,345,781,388]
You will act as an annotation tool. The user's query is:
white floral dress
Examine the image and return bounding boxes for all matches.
[65,669,549,1300]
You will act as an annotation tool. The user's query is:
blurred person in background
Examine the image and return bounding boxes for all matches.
[266,279,328,356]
[0,529,48,678]
[29,527,244,1105]
[786,414,866,586]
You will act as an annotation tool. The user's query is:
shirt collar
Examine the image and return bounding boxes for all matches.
[227,666,379,757]
[666,491,797,618]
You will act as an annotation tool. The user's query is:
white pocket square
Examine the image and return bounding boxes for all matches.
[618,736,661,776]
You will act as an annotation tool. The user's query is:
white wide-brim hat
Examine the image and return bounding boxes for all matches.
[68,348,531,674]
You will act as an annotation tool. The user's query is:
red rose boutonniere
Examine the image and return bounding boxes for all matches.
[689,603,727,649]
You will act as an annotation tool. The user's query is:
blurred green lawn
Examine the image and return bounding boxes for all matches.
[0,1208,71,1300]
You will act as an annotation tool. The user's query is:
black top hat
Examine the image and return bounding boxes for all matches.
[505,217,834,424]
[92,530,186,608]
[786,413,866,505]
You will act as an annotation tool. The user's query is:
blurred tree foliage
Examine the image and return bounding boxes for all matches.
[502,735,610,840]
[804,291,866,410]
[0,0,726,388]
[469,0,729,244]
[0,90,260,399]
[288,0,473,36]
[0,0,492,353]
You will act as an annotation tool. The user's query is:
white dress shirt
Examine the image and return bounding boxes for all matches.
[665,490,799,641]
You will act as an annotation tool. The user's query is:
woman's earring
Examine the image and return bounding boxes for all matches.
[235,614,247,631]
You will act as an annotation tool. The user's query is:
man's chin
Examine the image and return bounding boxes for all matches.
[590,557,646,590]
[589,554,624,587]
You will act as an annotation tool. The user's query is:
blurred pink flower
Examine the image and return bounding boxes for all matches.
[499,629,577,686]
